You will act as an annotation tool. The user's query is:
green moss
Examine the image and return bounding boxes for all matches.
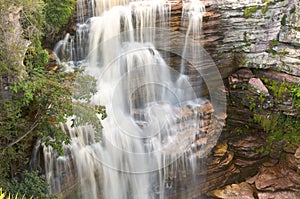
[269,39,279,47]
[277,49,289,56]
[281,14,287,26]
[294,46,300,49]
[261,4,269,14]
[290,6,296,14]
[253,113,300,154]
[249,102,257,111]
[251,81,300,152]
[266,49,277,55]
[244,6,259,18]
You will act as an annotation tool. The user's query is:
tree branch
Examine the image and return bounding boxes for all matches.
[2,113,39,154]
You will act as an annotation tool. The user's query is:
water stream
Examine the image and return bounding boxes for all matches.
[42,1,215,198]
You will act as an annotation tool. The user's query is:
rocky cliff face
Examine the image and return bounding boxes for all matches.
[204,0,300,77]
[0,6,30,105]
[198,0,300,198]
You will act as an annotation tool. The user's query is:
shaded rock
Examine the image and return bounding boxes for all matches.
[286,154,299,171]
[253,164,300,192]
[228,136,266,159]
[262,158,278,167]
[45,49,59,71]
[294,146,300,159]
[254,69,300,85]
[228,69,252,90]
[235,158,262,168]
[235,69,254,79]
[257,191,300,199]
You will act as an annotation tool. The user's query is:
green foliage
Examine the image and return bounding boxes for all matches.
[0,1,104,195]
[1,171,55,199]
[261,0,274,14]
[250,79,300,155]
[232,52,246,67]
[253,113,300,154]
[268,81,289,102]
[19,0,45,40]
[0,188,29,199]
[244,6,259,18]
[261,4,268,14]
[291,84,300,109]
[277,49,289,57]
[265,48,277,55]
[43,0,77,33]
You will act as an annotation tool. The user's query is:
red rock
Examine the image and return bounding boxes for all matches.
[248,78,269,96]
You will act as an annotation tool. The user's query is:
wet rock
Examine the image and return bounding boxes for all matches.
[213,142,228,157]
[210,182,254,199]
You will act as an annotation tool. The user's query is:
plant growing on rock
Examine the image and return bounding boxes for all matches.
[0,0,104,197]
[252,81,300,155]
[291,84,300,109]
[244,6,259,18]
[43,0,77,34]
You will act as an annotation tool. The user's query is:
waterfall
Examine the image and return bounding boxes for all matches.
[180,0,206,74]
[41,1,220,199]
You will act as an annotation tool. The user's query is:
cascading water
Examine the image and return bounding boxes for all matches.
[41,1,224,199]
[180,0,205,74]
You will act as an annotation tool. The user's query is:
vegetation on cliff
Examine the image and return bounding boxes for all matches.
[251,80,300,155]
[0,0,81,198]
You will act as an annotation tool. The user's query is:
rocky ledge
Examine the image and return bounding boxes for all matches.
[202,0,300,77]
[209,144,300,199]
[206,67,300,198]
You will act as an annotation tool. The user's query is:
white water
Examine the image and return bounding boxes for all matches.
[44,1,209,199]
[180,0,206,74]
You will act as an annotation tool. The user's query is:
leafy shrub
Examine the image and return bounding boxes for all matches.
[1,171,55,199]
[44,0,77,33]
